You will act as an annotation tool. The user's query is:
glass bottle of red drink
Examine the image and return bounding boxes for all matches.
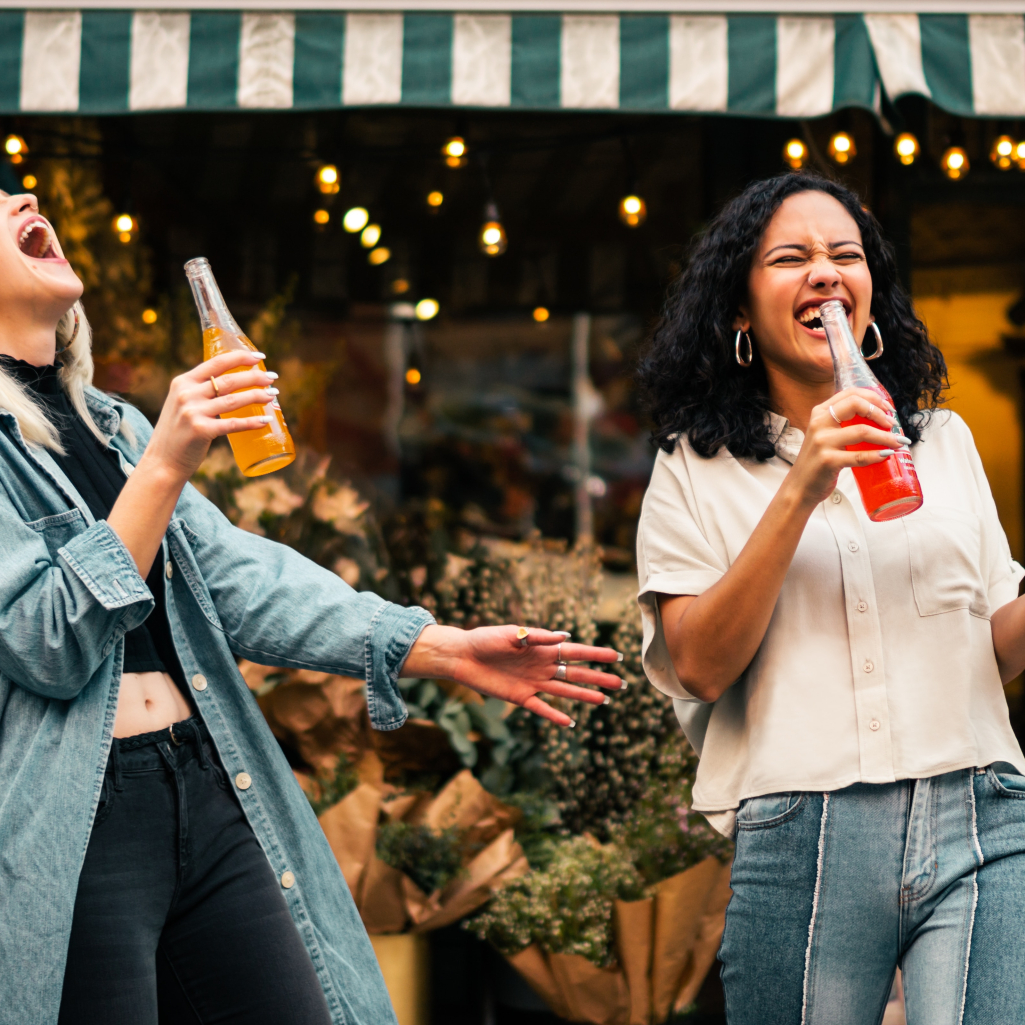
[819,299,923,521]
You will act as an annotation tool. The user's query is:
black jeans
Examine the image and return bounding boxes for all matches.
[58,718,333,1025]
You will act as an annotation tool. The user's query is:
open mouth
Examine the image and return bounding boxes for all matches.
[796,300,850,332]
[17,218,57,260]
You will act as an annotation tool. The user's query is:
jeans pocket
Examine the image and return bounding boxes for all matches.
[988,768,1025,798]
[92,777,116,827]
[736,792,806,830]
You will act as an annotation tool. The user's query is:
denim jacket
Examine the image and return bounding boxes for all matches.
[0,387,435,1025]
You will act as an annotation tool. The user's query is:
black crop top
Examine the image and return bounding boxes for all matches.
[2,356,191,698]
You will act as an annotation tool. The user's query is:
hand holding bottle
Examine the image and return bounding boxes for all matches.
[784,386,910,510]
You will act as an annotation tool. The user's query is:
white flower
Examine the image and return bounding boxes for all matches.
[312,483,368,536]
[234,479,303,534]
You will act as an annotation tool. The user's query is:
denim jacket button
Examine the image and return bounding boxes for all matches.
[281,870,295,889]
[191,674,208,691]
[235,772,252,790]
[165,561,173,579]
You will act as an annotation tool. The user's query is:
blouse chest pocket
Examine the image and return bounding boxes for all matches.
[25,508,86,560]
[903,506,988,618]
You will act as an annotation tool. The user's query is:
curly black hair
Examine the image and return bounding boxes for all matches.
[639,172,947,459]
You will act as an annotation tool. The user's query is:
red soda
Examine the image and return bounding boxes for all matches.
[819,300,923,521]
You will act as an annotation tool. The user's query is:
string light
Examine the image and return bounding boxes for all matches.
[113,213,137,243]
[941,146,969,180]
[479,202,507,256]
[427,191,444,207]
[991,135,1015,170]
[316,165,340,194]
[442,136,467,168]
[361,224,381,248]
[533,307,550,323]
[415,298,439,321]
[894,133,919,166]
[142,308,158,324]
[1016,141,1025,170]
[783,139,807,169]
[618,194,647,227]
[21,174,36,189]
[405,367,422,385]
[343,207,369,233]
[368,247,391,265]
[313,209,330,225]
[4,135,27,163]
[828,132,856,165]
[391,278,410,294]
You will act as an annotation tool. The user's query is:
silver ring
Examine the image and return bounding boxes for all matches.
[556,643,563,663]
[516,627,529,647]
[828,405,842,426]
[554,664,568,681]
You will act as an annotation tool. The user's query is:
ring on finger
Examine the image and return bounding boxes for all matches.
[828,404,842,426]
[554,664,568,681]
[516,627,529,647]
[557,642,565,664]
[210,376,221,398]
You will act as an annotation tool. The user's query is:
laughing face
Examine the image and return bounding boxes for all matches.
[736,189,873,387]
[0,190,83,326]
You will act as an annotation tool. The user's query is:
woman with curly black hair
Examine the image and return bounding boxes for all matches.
[637,173,1025,1023]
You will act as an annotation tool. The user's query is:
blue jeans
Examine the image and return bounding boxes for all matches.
[720,768,1025,1024]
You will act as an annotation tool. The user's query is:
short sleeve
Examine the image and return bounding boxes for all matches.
[636,446,728,703]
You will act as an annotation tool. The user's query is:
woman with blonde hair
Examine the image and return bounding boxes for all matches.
[0,189,624,1025]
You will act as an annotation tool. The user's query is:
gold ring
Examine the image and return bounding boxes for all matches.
[210,376,220,398]
[828,405,842,426]
[516,626,529,647]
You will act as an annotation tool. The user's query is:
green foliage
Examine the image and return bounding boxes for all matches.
[306,756,360,817]
[376,822,464,896]
[503,791,563,870]
[466,836,645,967]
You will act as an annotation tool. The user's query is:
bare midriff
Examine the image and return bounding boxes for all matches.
[113,671,192,738]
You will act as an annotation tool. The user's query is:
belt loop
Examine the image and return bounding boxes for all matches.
[110,740,124,792]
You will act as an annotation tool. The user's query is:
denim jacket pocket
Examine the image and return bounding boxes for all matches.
[25,508,85,560]
[736,792,806,830]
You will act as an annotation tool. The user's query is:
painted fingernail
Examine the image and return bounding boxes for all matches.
[616,652,624,662]
[568,719,576,728]
[266,371,279,380]
[618,681,629,690]
[602,695,610,705]
[556,631,572,639]
[258,415,273,423]
[267,387,280,395]
[896,436,911,445]
[254,352,267,359]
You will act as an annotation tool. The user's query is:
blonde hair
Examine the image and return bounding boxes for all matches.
[0,301,122,452]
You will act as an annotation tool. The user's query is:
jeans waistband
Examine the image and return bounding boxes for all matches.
[107,717,215,786]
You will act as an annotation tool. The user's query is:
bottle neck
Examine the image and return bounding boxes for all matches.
[184,259,241,335]
[820,303,876,391]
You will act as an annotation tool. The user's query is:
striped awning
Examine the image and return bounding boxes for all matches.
[1,11,1023,117]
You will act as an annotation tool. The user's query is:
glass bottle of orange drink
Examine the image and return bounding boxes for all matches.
[184,257,295,476]
[819,299,922,521]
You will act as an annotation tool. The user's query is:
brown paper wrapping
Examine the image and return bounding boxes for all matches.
[318,783,380,900]
[502,856,730,1024]
[360,855,409,934]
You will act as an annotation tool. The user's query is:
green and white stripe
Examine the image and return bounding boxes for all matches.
[0,10,1020,116]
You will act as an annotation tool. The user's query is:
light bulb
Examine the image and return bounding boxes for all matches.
[361,224,381,248]
[783,139,807,169]
[533,307,550,323]
[991,135,1015,170]
[368,247,391,266]
[21,174,36,190]
[941,146,969,180]
[119,232,132,244]
[142,308,158,324]
[894,132,919,166]
[479,202,507,256]
[1016,141,1025,170]
[828,132,856,165]
[427,191,443,207]
[618,194,647,227]
[442,136,466,167]
[391,278,410,294]
[316,165,340,194]
[415,298,439,321]
[313,209,330,225]
[405,367,422,385]
[4,134,26,163]
[343,207,369,233]
[114,213,135,233]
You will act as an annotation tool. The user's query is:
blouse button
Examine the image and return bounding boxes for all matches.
[235,772,252,791]
[165,561,173,579]
[856,601,868,613]
[848,541,859,552]
[281,870,295,889]
[191,674,208,691]
[831,492,842,504]
[870,720,881,731]
[864,661,874,673]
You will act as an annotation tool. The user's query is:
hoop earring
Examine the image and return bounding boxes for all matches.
[54,305,79,357]
[735,329,753,367]
[863,322,883,361]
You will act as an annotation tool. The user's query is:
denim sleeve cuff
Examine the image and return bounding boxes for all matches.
[364,602,436,731]
[58,519,153,611]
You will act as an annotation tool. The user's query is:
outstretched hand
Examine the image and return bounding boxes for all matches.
[400,624,625,727]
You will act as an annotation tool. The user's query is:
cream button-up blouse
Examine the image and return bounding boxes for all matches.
[637,410,1025,837]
